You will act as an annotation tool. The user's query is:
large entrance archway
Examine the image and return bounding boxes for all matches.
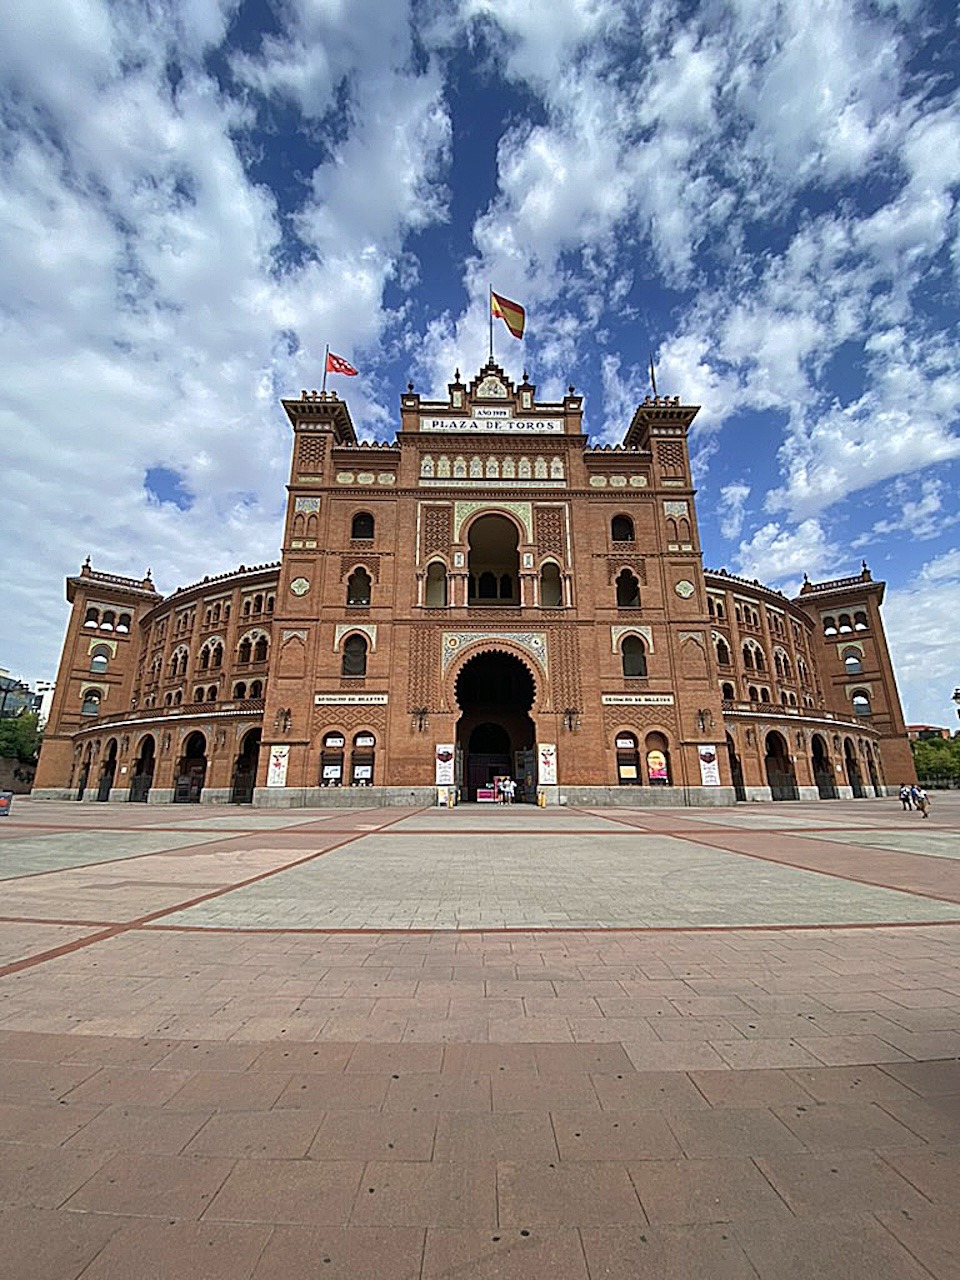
[175,731,207,803]
[764,731,799,800]
[230,729,261,804]
[97,739,118,802]
[129,735,156,803]
[811,734,838,799]
[455,650,536,801]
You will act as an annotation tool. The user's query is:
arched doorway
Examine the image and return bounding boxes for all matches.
[726,733,746,802]
[97,739,118,802]
[129,735,156,803]
[230,729,261,804]
[843,737,865,797]
[175,731,207,803]
[76,747,92,801]
[455,650,535,801]
[764,731,798,800]
[467,515,520,606]
[810,734,837,799]
[866,747,881,797]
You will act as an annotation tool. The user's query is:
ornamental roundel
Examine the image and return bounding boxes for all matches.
[290,577,310,596]
[674,580,695,599]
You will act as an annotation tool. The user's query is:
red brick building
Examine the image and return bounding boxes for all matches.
[34,362,915,806]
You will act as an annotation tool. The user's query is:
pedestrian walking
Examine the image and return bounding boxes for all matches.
[899,784,913,811]
[915,787,930,819]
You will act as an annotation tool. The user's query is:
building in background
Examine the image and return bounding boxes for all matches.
[0,670,40,720]
[34,362,915,806]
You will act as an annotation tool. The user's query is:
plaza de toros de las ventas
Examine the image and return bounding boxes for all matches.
[34,360,916,808]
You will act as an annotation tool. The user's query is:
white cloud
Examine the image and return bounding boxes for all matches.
[852,476,960,547]
[883,547,960,725]
[733,518,836,588]
[717,482,751,540]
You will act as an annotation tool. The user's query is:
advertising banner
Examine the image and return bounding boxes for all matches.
[435,744,455,785]
[266,745,289,788]
[538,743,557,785]
[697,744,721,786]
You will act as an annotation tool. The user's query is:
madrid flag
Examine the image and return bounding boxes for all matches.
[325,350,358,377]
[490,291,525,340]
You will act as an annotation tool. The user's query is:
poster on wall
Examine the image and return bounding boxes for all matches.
[647,750,668,784]
[538,743,557,785]
[697,745,721,786]
[267,745,289,788]
[435,744,455,785]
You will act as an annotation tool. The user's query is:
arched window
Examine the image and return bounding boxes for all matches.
[759,688,770,703]
[748,685,759,701]
[645,732,671,786]
[117,613,131,633]
[266,595,275,613]
[81,689,102,716]
[89,647,110,675]
[347,568,372,606]
[754,647,766,671]
[351,512,374,540]
[173,690,182,705]
[852,690,872,717]
[854,611,868,630]
[611,515,635,542]
[101,610,116,631]
[838,613,852,633]
[253,636,268,663]
[721,682,735,700]
[193,686,205,702]
[708,598,715,617]
[615,732,641,785]
[211,644,222,669]
[774,653,784,678]
[823,615,836,635]
[253,594,263,614]
[321,732,346,786]
[233,682,247,699]
[342,634,368,677]
[178,652,188,675]
[425,562,448,607]
[199,647,210,671]
[742,644,754,670]
[249,680,263,698]
[540,562,563,607]
[843,650,862,676]
[350,731,376,786]
[715,637,731,666]
[621,635,647,678]
[715,600,725,620]
[616,569,640,608]
[238,638,252,664]
[478,571,497,599]
[206,686,217,702]
[84,607,99,628]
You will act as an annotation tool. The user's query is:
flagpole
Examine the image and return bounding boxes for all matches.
[489,285,494,363]
[321,344,329,395]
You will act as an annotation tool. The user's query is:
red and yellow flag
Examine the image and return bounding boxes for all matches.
[491,290,525,340]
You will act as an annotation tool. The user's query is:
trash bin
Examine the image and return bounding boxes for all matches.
[0,792,12,818]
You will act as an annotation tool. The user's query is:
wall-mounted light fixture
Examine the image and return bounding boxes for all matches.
[562,707,580,732]
[696,709,715,733]
[412,706,429,732]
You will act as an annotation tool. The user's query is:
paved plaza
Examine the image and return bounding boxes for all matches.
[0,794,958,1278]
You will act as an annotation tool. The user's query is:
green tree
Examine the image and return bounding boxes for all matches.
[0,711,42,764]
[911,736,960,783]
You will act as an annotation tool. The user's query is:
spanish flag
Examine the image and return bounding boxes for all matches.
[491,290,525,340]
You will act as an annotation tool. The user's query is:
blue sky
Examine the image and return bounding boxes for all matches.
[1,0,958,726]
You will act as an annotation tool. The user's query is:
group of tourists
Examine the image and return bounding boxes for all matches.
[899,783,931,818]
[496,776,517,804]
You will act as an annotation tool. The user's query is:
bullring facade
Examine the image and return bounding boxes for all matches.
[35,361,915,806]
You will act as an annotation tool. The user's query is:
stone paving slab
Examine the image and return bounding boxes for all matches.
[0,829,233,879]
[0,797,958,1277]
[159,833,960,930]
[811,828,960,860]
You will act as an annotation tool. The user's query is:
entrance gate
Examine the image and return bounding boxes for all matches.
[454,650,536,802]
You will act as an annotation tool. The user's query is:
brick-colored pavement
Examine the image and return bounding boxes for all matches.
[0,794,957,1278]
